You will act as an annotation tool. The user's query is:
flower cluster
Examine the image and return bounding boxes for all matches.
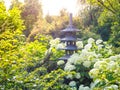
[56,43,66,49]
[65,72,81,80]
[76,41,83,49]
[57,60,65,65]
[50,37,119,90]
[75,73,81,79]
[89,54,120,90]
[88,38,95,44]
[65,48,98,69]
[65,38,114,69]
[96,39,103,45]
[64,63,76,71]
[79,85,90,90]
[69,81,76,87]
[104,85,119,90]
[63,38,119,89]
[49,38,60,48]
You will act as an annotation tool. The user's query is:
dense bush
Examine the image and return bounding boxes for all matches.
[56,38,120,90]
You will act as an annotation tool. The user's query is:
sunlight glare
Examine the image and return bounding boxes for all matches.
[4,0,11,10]
[41,0,78,16]
[4,0,78,16]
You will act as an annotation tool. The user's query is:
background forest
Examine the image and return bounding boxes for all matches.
[0,0,120,90]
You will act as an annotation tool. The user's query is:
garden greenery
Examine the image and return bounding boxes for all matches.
[0,1,120,90]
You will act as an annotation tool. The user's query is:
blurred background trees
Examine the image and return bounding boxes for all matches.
[0,0,120,89]
[77,0,120,53]
[21,0,43,37]
[4,0,119,50]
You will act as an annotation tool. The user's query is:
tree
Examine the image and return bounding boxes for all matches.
[21,0,43,37]
[11,0,24,9]
[28,8,69,41]
[0,2,26,89]
[78,0,120,48]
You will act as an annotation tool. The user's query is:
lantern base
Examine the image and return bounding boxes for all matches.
[58,55,71,61]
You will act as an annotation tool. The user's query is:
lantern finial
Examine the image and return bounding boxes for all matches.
[69,13,73,26]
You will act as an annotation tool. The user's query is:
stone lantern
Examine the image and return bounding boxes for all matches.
[59,13,80,61]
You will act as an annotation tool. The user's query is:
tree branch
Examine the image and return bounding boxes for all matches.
[106,0,117,12]
[27,50,52,72]
[97,0,116,14]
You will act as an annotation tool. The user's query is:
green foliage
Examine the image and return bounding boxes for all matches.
[0,3,26,89]
[0,38,49,89]
[78,0,120,52]
[39,69,73,90]
[0,1,120,90]
[77,3,101,42]
[0,3,25,56]
[80,27,100,42]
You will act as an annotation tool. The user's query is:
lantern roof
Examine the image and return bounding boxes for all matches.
[58,45,79,50]
[58,55,71,61]
[61,13,80,32]
[61,26,79,32]
[61,36,76,41]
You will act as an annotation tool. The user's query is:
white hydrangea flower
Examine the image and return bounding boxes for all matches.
[56,43,65,49]
[66,74,73,79]
[50,38,60,48]
[13,76,16,79]
[69,81,76,87]
[97,45,103,50]
[96,54,102,58]
[33,84,37,87]
[57,60,65,65]
[79,85,90,90]
[74,58,83,65]
[75,73,81,79]
[76,41,83,49]
[96,39,103,45]
[84,87,90,90]
[104,85,118,90]
[83,61,91,68]
[89,68,99,78]
[110,85,119,90]
[90,82,95,89]
[104,86,111,90]
[108,49,112,55]
[106,45,112,49]
[45,48,52,56]
[84,44,92,50]
[74,49,97,65]
[81,49,88,57]
[109,56,117,61]
[94,61,106,68]
[90,79,100,89]
[81,49,96,59]
[79,85,84,90]
[64,63,76,71]
[107,61,119,71]
[88,38,95,44]
[109,54,120,62]
[68,53,80,64]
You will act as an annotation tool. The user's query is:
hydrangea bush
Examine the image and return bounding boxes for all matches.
[56,38,120,90]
